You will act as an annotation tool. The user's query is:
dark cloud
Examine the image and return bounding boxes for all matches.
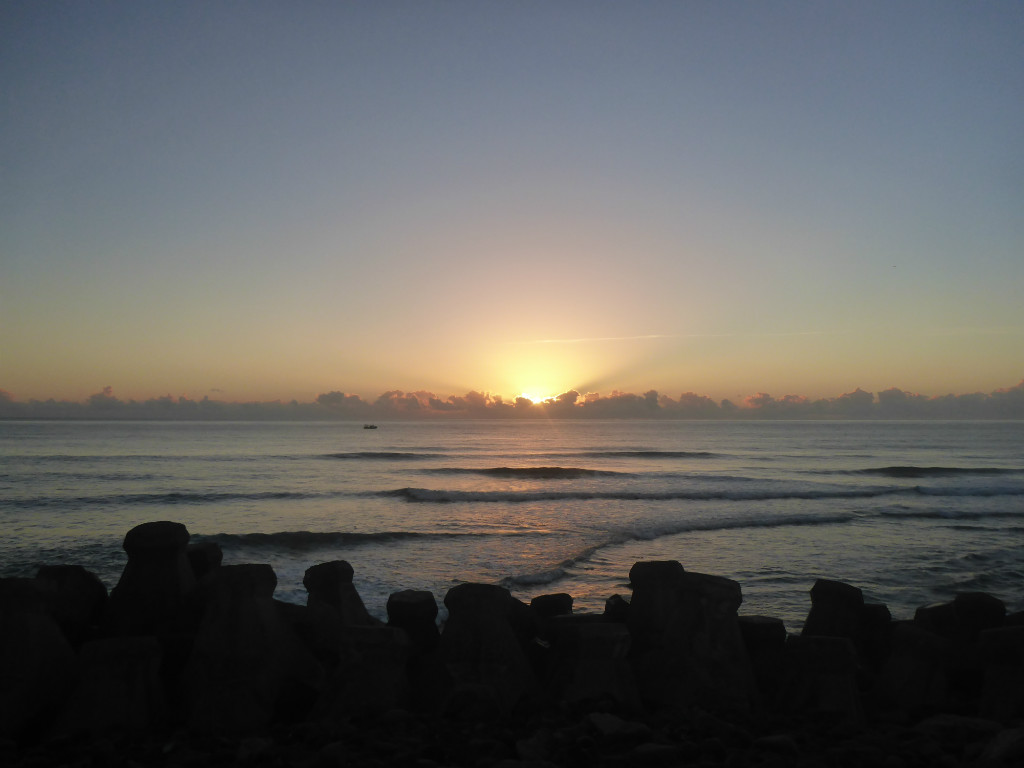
[1,381,1023,420]
[374,390,423,413]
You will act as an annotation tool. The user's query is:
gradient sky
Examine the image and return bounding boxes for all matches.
[3,1,1022,405]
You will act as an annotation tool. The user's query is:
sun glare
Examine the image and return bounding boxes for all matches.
[519,392,548,403]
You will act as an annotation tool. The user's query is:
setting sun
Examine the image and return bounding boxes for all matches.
[518,392,551,404]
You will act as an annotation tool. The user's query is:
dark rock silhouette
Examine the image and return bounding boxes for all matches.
[184,563,323,733]
[105,520,195,635]
[303,559,376,627]
[185,540,223,582]
[779,634,864,727]
[387,588,439,654]
[0,578,78,741]
[438,583,538,717]
[51,636,163,739]
[978,625,1024,721]
[626,560,754,712]
[530,591,573,621]
[738,614,787,704]
[546,613,638,710]
[3,520,1024,767]
[34,565,108,648]
[314,624,411,719]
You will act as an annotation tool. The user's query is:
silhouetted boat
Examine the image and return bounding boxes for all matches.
[363,424,378,429]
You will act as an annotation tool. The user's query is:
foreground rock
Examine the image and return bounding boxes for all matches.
[2,521,1024,767]
[627,560,755,713]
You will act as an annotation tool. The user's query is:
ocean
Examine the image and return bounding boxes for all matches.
[2,419,1022,631]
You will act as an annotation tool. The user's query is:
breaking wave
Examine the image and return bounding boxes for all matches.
[848,466,1020,478]
[195,529,488,551]
[380,486,906,504]
[560,450,719,459]
[879,507,1024,520]
[497,512,859,590]
[0,489,345,509]
[422,466,628,479]
[322,451,446,460]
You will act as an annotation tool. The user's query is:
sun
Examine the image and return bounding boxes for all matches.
[518,391,551,403]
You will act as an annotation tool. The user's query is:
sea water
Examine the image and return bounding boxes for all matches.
[2,419,1022,630]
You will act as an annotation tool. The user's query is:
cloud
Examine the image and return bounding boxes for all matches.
[659,392,721,416]
[1,381,1023,421]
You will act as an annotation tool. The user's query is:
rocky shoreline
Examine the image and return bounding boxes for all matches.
[2,521,1023,766]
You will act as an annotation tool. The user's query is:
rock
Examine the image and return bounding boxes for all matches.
[980,726,1024,764]
[628,560,686,590]
[953,592,1006,639]
[34,565,108,648]
[185,564,324,733]
[752,733,801,755]
[106,521,196,635]
[912,595,1007,710]
[51,636,164,738]
[977,625,1024,721]
[877,621,952,718]
[861,602,894,669]
[803,579,865,636]
[802,579,892,668]
[913,713,1001,745]
[604,593,630,622]
[623,741,688,765]
[186,541,223,582]
[778,635,864,728]
[303,560,376,626]
[627,561,754,712]
[124,519,190,551]
[547,615,639,710]
[738,615,788,703]
[8,522,1024,753]
[0,576,49,615]
[586,711,652,740]
[278,599,345,672]
[915,592,1005,644]
[0,579,78,741]
[915,601,960,638]
[314,625,411,718]
[387,589,439,654]
[439,583,538,716]
[531,593,573,621]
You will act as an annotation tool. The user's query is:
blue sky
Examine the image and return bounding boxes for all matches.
[2,1,1022,404]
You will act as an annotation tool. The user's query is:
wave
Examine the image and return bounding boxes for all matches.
[322,451,446,460]
[422,466,629,479]
[912,483,1024,497]
[195,530,479,551]
[497,513,859,590]
[848,466,1021,478]
[379,486,906,504]
[320,449,717,463]
[562,450,718,459]
[880,508,1024,521]
[2,489,345,509]
[24,453,257,464]
[500,568,570,588]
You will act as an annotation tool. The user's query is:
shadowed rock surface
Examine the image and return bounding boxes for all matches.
[2,521,1023,767]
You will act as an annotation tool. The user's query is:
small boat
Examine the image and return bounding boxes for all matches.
[363,424,378,429]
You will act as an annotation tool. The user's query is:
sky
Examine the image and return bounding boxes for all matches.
[2,1,1022,407]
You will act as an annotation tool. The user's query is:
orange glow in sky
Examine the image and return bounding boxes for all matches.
[1,3,1022,406]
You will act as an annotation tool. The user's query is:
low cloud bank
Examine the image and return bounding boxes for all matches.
[2,381,1023,420]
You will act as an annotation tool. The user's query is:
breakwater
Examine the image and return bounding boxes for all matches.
[2,521,1023,767]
